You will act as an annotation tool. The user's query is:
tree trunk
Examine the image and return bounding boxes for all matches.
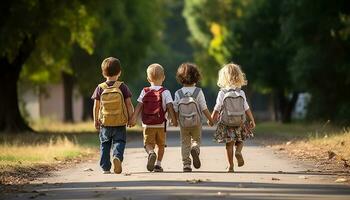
[273,91,281,121]
[82,96,93,121]
[281,92,299,123]
[0,37,35,133]
[276,89,299,123]
[0,61,32,133]
[62,71,74,123]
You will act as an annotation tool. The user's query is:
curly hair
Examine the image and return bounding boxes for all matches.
[176,63,201,85]
[217,63,247,88]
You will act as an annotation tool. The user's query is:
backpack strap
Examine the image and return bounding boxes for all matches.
[112,81,122,88]
[222,88,240,94]
[177,89,185,99]
[98,82,108,90]
[158,87,166,93]
[143,87,151,93]
[99,81,122,90]
[192,87,201,99]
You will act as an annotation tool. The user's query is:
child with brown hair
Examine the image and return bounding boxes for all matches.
[91,57,134,174]
[211,63,255,172]
[174,63,214,172]
[129,63,177,172]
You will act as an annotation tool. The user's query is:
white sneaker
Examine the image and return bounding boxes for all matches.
[103,170,111,174]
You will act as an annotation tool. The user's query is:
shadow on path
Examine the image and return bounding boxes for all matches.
[4,180,350,200]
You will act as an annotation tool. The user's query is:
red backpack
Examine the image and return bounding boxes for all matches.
[142,87,167,125]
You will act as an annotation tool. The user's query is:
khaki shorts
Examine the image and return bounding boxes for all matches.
[143,127,166,148]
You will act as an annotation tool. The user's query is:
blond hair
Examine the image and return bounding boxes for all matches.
[147,63,164,82]
[217,63,247,88]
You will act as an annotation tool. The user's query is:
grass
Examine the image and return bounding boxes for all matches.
[0,120,143,184]
[0,137,91,165]
[31,118,142,133]
[254,121,340,141]
[1,119,143,167]
[292,129,350,161]
[255,121,350,174]
[0,120,98,169]
[0,134,96,168]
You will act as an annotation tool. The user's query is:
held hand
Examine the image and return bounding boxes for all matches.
[249,121,256,129]
[207,120,214,127]
[211,112,219,123]
[128,118,136,127]
[172,120,178,127]
[94,120,100,130]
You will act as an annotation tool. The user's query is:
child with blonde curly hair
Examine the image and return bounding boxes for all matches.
[211,63,255,172]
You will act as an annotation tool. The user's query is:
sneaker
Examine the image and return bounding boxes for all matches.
[191,148,201,169]
[235,152,244,167]
[183,167,192,172]
[113,157,122,174]
[102,170,111,174]
[153,165,164,172]
[147,152,157,172]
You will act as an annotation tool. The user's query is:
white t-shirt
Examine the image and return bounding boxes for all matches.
[173,87,208,113]
[137,86,173,127]
[213,87,250,112]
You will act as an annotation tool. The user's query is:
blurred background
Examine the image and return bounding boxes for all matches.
[1,0,350,184]
[2,0,349,133]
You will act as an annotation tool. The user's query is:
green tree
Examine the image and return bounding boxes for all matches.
[0,0,96,132]
[71,0,164,119]
[234,0,299,122]
[281,0,350,123]
[184,0,300,122]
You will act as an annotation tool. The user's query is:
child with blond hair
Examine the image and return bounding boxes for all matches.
[211,63,255,172]
[130,63,177,172]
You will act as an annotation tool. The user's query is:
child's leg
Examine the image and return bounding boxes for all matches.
[190,127,201,154]
[99,127,112,171]
[143,128,157,171]
[143,128,156,154]
[153,128,166,172]
[235,141,244,167]
[111,126,126,174]
[190,126,201,169]
[155,128,166,162]
[181,128,192,170]
[111,126,126,161]
[226,141,235,171]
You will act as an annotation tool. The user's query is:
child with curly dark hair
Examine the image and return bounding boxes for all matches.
[173,63,214,172]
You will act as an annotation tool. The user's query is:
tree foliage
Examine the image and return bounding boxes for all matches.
[184,0,350,123]
[0,0,97,131]
[280,0,350,123]
[72,0,164,97]
[0,0,164,131]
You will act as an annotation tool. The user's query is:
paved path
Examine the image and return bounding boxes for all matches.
[5,128,350,200]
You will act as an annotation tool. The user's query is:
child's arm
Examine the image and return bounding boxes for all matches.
[203,109,214,126]
[93,100,100,130]
[124,97,134,127]
[166,103,178,127]
[211,110,220,124]
[245,109,256,129]
[129,102,142,127]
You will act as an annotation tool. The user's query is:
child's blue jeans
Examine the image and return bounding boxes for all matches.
[99,126,126,171]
